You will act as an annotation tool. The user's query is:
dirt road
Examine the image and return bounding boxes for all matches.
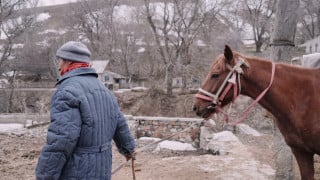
[0,125,280,180]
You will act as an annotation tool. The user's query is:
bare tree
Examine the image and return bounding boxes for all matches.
[0,0,38,73]
[143,0,230,95]
[14,40,55,81]
[240,0,276,52]
[67,0,119,59]
[226,1,247,33]
[0,0,38,112]
[67,0,145,80]
[299,0,320,40]
[116,31,139,76]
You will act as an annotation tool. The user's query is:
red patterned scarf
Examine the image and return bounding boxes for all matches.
[60,62,89,76]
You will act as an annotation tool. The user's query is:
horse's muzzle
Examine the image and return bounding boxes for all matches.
[193,103,217,118]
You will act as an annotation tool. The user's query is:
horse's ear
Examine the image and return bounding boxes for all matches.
[224,45,233,64]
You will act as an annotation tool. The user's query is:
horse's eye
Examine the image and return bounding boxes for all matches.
[211,74,219,78]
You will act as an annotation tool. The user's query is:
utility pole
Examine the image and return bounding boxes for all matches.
[270,0,300,179]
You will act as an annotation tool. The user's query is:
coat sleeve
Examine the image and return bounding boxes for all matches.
[36,89,82,180]
[113,111,135,155]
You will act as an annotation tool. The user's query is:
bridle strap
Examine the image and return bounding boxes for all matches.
[227,62,276,125]
[218,73,238,102]
[195,93,214,102]
[198,88,216,101]
[197,72,238,104]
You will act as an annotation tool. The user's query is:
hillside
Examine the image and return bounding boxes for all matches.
[115,89,198,118]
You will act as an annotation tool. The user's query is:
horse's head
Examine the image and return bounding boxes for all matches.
[193,45,249,119]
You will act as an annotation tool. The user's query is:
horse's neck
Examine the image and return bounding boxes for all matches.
[240,58,319,121]
[240,59,287,118]
[241,59,274,99]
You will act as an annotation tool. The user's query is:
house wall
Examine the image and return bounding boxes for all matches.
[304,36,320,54]
[97,73,104,83]
[101,72,129,89]
[119,79,129,89]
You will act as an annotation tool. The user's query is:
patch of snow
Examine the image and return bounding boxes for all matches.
[3,71,15,77]
[36,40,50,47]
[154,140,197,151]
[8,56,16,60]
[0,30,7,39]
[12,44,24,49]
[131,87,148,92]
[242,39,255,45]
[0,79,9,88]
[114,5,136,24]
[137,137,197,152]
[196,40,206,47]
[37,13,51,22]
[38,29,67,35]
[0,79,9,84]
[112,48,122,53]
[136,39,147,46]
[139,137,161,141]
[0,123,24,133]
[137,47,145,53]
[213,131,239,142]
[114,89,132,93]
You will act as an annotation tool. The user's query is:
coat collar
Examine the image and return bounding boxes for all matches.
[56,67,98,85]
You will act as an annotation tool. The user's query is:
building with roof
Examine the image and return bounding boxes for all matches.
[90,60,129,90]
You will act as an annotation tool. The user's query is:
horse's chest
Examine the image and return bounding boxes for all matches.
[284,126,318,152]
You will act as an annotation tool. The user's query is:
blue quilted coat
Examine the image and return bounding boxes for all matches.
[36,67,135,180]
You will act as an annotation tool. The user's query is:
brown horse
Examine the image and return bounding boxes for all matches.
[193,45,320,180]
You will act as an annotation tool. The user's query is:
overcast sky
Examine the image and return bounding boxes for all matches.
[37,0,77,7]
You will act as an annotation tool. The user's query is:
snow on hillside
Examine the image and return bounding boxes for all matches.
[36,13,51,22]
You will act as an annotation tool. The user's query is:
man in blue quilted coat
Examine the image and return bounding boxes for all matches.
[35,41,135,180]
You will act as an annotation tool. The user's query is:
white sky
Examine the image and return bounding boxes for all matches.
[37,0,77,7]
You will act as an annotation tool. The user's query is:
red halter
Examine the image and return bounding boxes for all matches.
[195,58,276,126]
[195,57,246,106]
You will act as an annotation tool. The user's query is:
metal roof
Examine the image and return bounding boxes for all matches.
[90,60,109,74]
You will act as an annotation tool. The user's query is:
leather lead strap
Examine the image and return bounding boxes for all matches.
[131,158,136,180]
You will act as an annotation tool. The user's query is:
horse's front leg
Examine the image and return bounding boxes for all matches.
[291,148,314,180]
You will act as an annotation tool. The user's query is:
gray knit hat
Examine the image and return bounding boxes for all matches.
[56,41,91,63]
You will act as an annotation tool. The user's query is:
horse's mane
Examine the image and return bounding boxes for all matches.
[210,54,227,72]
[235,51,313,71]
[212,51,314,75]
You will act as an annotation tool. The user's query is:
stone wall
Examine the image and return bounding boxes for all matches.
[125,115,203,147]
[0,113,203,146]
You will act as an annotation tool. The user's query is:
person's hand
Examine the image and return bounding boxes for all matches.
[124,150,136,161]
